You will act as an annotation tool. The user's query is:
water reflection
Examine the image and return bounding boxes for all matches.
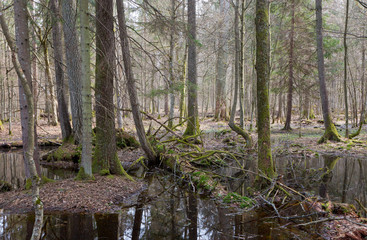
[276,154,367,209]
[0,152,367,239]
[0,152,76,189]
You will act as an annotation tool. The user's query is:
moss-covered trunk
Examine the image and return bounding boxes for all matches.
[184,0,200,137]
[255,0,275,178]
[93,0,123,175]
[315,0,341,144]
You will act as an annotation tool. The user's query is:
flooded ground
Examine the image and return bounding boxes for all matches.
[0,151,365,239]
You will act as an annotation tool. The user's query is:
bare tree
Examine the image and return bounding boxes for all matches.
[315,0,341,143]
[0,5,43,239]
[116,0,157,162]
[50,0,72,141]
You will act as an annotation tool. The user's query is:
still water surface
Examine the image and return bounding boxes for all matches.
[0,151,365,239]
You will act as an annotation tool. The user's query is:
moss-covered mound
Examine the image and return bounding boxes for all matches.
[44,143,80,163]
[116,130,140,149]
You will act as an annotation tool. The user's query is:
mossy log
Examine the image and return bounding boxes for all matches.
[160,153,227,197]
[42,143,80,163]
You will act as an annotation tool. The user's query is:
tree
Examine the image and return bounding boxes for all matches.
[343,0,350,138]
[0,3,43,239]
[168,0,176,129]
[255,0,275,178]
[184,0,199,137]
[78,0,93,179]
[62,0,83,143]
[228,0,252,148]
[283,0,295,131]
[94,0,123,174]
[315,0,341,143]
[116,0,157,162]
[215,0,230,121]
[50,0,72,141]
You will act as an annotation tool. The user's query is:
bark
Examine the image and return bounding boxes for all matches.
[179,43,188,124]
[51,0,72,141]
[78,0,93,179]
[184,0,200,136]
[315,0,341,143]
[343,0,349,138]
[283,0,295,131]
[215,0,229,121]
[116,0,157,162]
[168,0,176,129]
[255,0,275,178]
[62,0,83,143]
[229,0,252,148]
[0,7,43,240]
[94,0,122,175]
[13,0,41,177]
[350,38,366,138]
[42,41,58,126]
[239,0,246,128]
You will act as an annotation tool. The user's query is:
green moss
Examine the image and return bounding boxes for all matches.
[0,120,3,131]
[107,175,115,179]
[76,167,94,180]
[46,143,80,163]
[99,169,110,176]
[41,176,55,184]
[318,121,341,144]
[25,178,32,190]
[223,192,254,208]
[116,130,140,149]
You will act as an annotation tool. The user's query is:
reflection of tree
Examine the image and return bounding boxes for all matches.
[95,214,119,239]
[67,214,93,240]
[319,155,340,199]
[188,190,197,240]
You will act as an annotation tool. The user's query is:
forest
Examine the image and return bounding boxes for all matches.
[0,0,367,239]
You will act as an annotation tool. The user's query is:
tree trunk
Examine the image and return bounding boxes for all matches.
[184,0,200,136]
[229,0,252,148]
[62,0,83,143]
[0,7,43,240]
[215,0,229,121]
[343,0,349,138]
[239,0,246,128]
[350,37,366,138]
[51,0,72,141]
[78,0,93,179]
[94,0,123,175]
[255,0,275,178]
[315,0,341,143]
[116,0,157,162]
[283,0,295,131]
[42,42,58,126]
[168,0,176,129]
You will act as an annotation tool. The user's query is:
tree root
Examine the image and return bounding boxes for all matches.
[228,122,252,148]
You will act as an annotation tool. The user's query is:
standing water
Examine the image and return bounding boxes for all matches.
[0,151,365,239]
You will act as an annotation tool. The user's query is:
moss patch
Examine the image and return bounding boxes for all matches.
[116,130,140,149]
[46,143,81,163]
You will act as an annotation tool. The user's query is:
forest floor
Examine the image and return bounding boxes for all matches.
[1,116,367,157]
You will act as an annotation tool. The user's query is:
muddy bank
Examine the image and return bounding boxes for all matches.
[0,175,144,214]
